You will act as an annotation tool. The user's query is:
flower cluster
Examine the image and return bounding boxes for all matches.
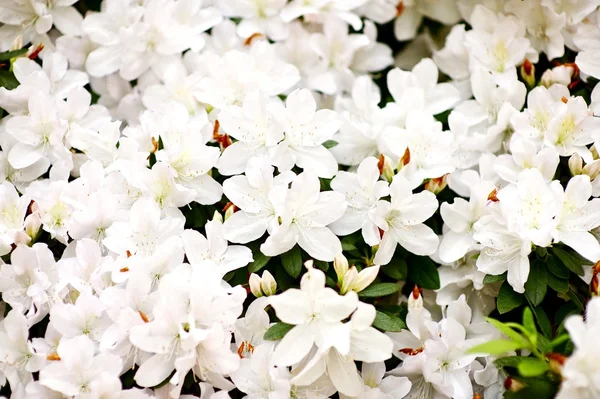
[1,0,600,398]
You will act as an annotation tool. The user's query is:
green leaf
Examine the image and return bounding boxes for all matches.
[359,283,400,298]
[248,250,271,273]
[546,255,569,279]
[372,311,406,332]
[531,306,552,338]
[322,140,338,149]
[497,282,526,314]
[494,356,530,368]
[522,308,536,337]
[567,289,585,311]
[486,318,530,347]
[382,257,407,280]
[483,273,507,283]
[547,272,568,293]
[468,339,523,355]
[341,241,357,251]
[524,261,547,306]
[281,246,303,279]
[263,322,294,341]
[407,256,440,289]
[551,247,584,276]
[313,259,329,272]
[0,70,19,90]
[517,358,549,377]
[0,48,27,61]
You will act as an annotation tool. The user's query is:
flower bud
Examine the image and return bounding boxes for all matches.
[351,265,380,293]
[24,212,42,242]
[378,154,395,183]
[520,59,536,88]
[592,145,600,160]
[424,175,448,194]
[261,271,277,296]
[340,266,358,294]
[249,273,263,297]
[569,153,583,176]
[408,285,423,309]
[334,253,349,283]
[397,147,411,171]
[584,160,600,180]
[212,210,223,223]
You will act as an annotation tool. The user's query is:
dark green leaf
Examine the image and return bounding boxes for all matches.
[263,322,294,341]
[322,140,338,149]
[468,339,523,355]
[407,256,440,289]
[551,247,584,276]
[517,358,549,377]
[547,272,568,293]
[497,282,526,314]
[372,311,406,332]
[546,255,569,279]
[281,246,303,279]
[504,376,559,399]
[531,306,552,338]
[0,70,19,90]
[567,289,585,311]
[313,259,329,272]
[0,48,27,61]
[359,283,400,298]
[341,241,357,251]
[483,273,507,283]
[382,257,407,280]
[248,250,271,273]
[494,356,530,368]
[525,261,547,306]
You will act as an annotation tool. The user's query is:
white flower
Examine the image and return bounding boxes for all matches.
[387,59,460,116]
[329,157,389,246]
[182,219,253,276]
[556,296,600,399]
[552,175,600,261]
[217,91,284,176]
[0,310,44,373]
[382,111,457,189]
[223,157,295,244]
[0,182,29,256]
[370,175,439,265]
[269,266,359,367]
[39,335,123,397]
[219,0,289,41]
[261,170,347,261]
[268,88,341,178]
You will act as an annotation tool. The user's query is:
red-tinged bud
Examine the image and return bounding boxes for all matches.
[378,154,385,175]
[547,353,566,375]
[412,285,420,300]
[591,261,600,295]
[138,310,149,323]
[151,136,159,153]
[119,267,129,273]
[244,33,264,46]
[425,174,448,194]
[504,377,525,392]
[396,1,405,17]
[28,43,44,60]
[400,147,411,166]
[473,394,482,399]
[520,59,535,88]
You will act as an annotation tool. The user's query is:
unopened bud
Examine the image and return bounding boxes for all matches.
[351,265,380,293]
[424,175,448,194]
[378,154,395,182]
[569,153,583,176]
[212,210,223,223]
[261,271,277,296]
[520,59,536,88]
[504,377,525,392]
[546,353,566,375]
[223,202,236,221]
[334,253,349,283]
[397,147,411,171]
[249,273,263,297]
[584,160,600,180]
[24,212,42,242]
[592,145,599,160]
[408,285,423,309]
[340,266,358,294]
